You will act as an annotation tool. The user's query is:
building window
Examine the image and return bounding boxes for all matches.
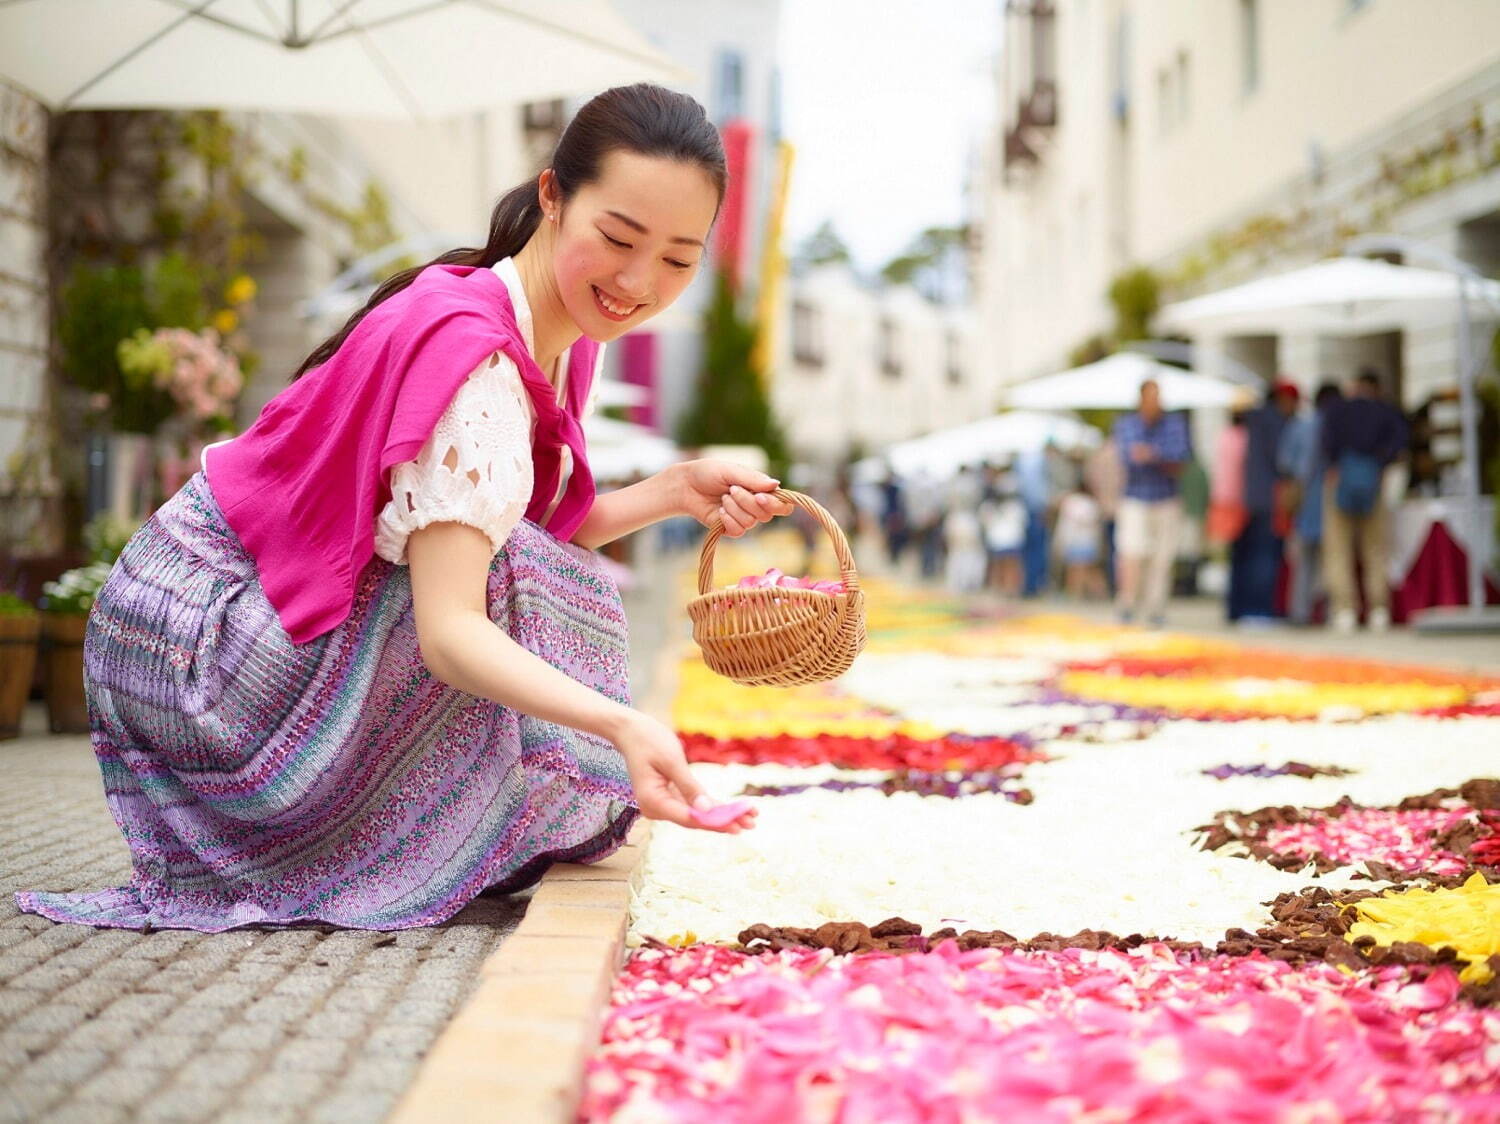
[945,332,964,386]
[878,318,901,379]
[1240,0,1260,96]
[1176,50,1190,124]
[1157,66,1172,134]
[715,49,744,121]
[791,300,824,367]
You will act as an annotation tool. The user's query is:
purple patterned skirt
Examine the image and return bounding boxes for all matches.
[15,472,639,931]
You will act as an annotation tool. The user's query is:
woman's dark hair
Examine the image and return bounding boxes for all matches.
[291,83,727,380]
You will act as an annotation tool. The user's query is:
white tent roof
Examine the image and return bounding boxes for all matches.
[584,416,680,482]
[884,411,1101,478]
[1157,257,1500,337]
[1002,352,1248,411]
[0,0,690,121]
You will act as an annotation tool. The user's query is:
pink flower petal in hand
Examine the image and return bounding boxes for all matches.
[689,799,755,829]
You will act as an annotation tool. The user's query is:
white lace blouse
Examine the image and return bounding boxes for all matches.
[372,257,603,564]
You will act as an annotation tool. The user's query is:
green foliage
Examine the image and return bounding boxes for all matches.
[676,271,789,477]
[879,225,969,303]
[796,220,853,269]
[148,250,210,331]
[0,593,37,617]
[1107,266,1160,342]
[55,262,174,434]
[1068,334,1111,369]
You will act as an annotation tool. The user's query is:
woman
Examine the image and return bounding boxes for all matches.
[17,84,787,933]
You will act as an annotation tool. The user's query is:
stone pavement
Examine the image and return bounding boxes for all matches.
[0,542,687,1123]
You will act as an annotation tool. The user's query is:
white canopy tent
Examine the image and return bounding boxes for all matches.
[878,411,1102,480]
[0,0,689,121]
[1156,257,1500,336]
[584,415,680,483]
[1157,246,1500,629]
[1001,352,1250,412]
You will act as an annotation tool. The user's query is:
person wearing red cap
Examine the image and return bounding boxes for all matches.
[1226,379,1300,624]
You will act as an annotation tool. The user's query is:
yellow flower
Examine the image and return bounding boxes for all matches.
[212,309,239,336]
[225,274,258,306]
[1345,873,1500,984]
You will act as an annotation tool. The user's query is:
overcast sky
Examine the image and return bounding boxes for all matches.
[776,0,999,273]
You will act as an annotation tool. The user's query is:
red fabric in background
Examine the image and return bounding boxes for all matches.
[1392,519,1500,623]
[714,119,753,289]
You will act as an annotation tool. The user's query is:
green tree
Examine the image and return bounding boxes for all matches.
[795,220,854,269]
[1107,266,1161,341]
[880,224,970,303]
[676,270,789,475]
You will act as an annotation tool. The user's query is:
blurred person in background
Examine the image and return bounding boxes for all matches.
[1321,369,1409,632]
[1084,433,1125,596]
[1054,482,1105,599]
[1112,379,1191,627]
[1277,382,1342,625]
[1228,380,1299,626]
[1015,443,1052,596]
[980,476,1027,596]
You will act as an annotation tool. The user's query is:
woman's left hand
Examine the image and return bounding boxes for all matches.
[674,459,795,537]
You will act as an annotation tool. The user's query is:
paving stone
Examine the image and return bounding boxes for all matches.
[53,1018,138,1052]
[171,1048,260,1089]
[48,976,130,1012]
[339,1055,420,1096]
[7,961,90,992]
[216,1105,301,1124]
[240,992,317,1025]
[266,1035,350,1074]
[38,1100,130,1124]
[382,996,455,1028]
[235,1068,331,1107]
[223,961,286,987]
[365,1022,441,1059]
[70,1065,170,1110]
[114,1032,202,1069]
[5,1003,91,1038]
[179,979,260,1011]
[95,990,179,1023]
[0,1080,69,1119]
[0,987,42,1020]
[308,1089,401,1123]
[211,1019,288,1052]
[297,1006,372,1039]
[145,1078,232,1121]
[156,1004,242,1036]
[12,1045,109,1086]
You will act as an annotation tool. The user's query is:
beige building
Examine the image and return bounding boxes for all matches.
[980,0,1500,410]
[773,264,979,465]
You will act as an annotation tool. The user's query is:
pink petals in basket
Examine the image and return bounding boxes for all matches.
[731,567,846,596]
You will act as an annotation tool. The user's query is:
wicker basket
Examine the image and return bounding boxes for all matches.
[686,489,866,687]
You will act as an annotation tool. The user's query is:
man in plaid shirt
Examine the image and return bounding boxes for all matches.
[1111,379,1192,626]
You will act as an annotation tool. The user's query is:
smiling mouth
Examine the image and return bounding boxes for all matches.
[592,284,641,320]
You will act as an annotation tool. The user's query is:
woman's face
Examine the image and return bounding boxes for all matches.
[545,150,720,341]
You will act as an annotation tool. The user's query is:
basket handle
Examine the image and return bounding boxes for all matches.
[696,488,861,597]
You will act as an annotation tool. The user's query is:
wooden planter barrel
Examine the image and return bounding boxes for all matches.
[41,614,90,735]
[0,614,40,740]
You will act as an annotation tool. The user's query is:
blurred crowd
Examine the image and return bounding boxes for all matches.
[842,369,1485,633]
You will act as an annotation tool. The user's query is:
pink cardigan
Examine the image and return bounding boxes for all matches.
[206,263,600,645]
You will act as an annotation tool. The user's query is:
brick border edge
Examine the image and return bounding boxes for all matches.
[389,640,682,1122]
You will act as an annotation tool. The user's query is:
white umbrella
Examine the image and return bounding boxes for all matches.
[885,411,1100,479]
[0,0,690,121]
[584,414,679,481]
[1002,352,1248,411]
[1157,257,1500,336]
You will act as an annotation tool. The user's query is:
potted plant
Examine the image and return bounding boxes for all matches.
[39,562,112,735]
[0,592,40,740]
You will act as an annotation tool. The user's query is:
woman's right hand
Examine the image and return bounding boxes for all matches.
[612,710,757,833]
